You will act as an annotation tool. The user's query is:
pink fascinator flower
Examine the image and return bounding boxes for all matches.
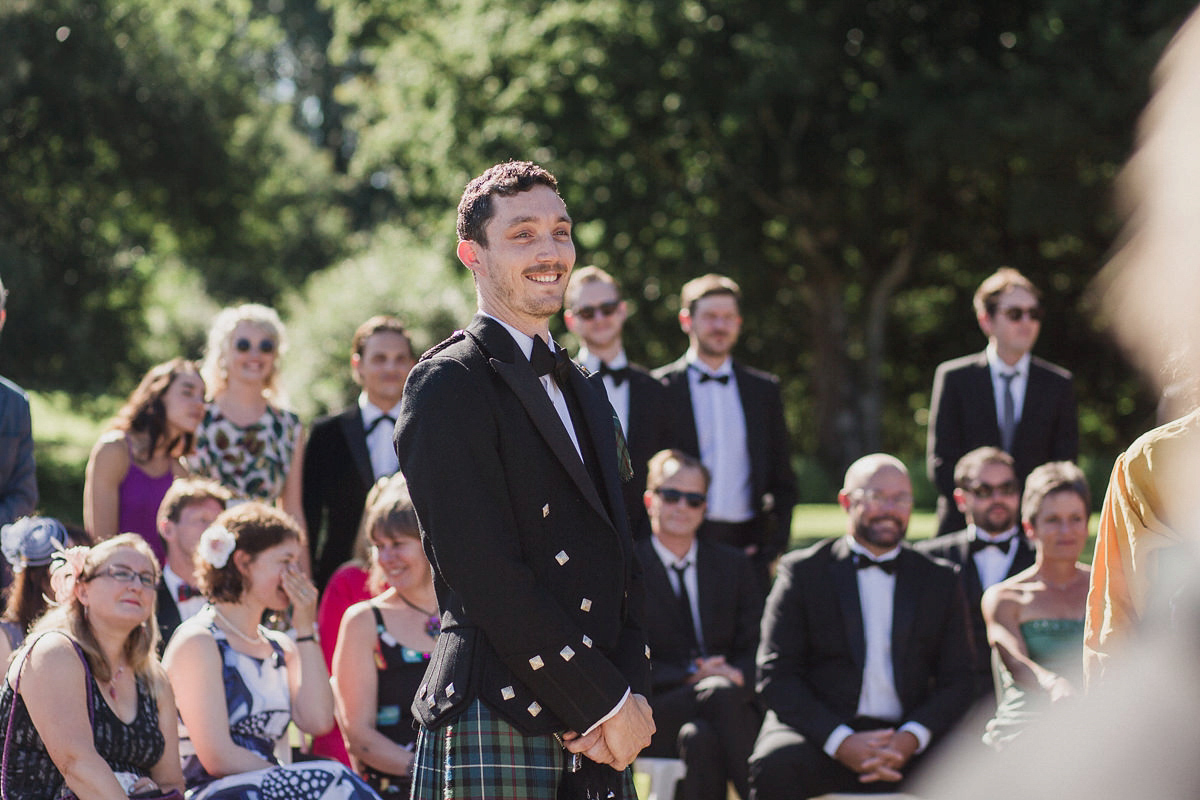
[49,546,91,605]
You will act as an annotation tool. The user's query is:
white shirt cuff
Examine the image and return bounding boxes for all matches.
[823,724,855,758]
[583,688,631,736]
[899,721,931,753]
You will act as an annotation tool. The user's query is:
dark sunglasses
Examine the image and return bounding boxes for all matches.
[574,300,621,321]
[234,337,276,354]
[997,306,1042,323]
[655,488,706,508]
[968,481,1019,499]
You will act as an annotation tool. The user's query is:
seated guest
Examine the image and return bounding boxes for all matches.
[155,479,230,649]
[749,454,973,799]
[163,503,375,799]
[84,358,206,561]
[0,516,91,663]
[332,478,437,796]
[0,534,185,798]
[981,461,1091,750]
[916,447,1035,703]
[636,449,763,800]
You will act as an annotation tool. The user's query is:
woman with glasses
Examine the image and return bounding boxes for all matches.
[84,358,206,560]
[163,503,376,799]
[980,461,1092,750]
[0,534,185,798]
[330,477,437,796]
[190,305,306,536]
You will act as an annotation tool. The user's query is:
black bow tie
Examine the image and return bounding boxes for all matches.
[530,336,573,387]
[854,554,899,575]
[695,370,730,385]
[970,536,1014,555]
[596,362,629,387]
[177,583,204,602]
[364,414,396,436]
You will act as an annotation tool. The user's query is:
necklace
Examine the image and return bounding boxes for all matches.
[212,605,266,645]
[104,665,126,702]
[396,592,441,638]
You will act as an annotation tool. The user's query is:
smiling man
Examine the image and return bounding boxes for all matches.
[396,161,654,800]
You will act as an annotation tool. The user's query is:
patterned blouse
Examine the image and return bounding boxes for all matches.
[189,404,301,504]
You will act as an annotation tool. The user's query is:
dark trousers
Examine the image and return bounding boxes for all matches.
[644,676,762,800]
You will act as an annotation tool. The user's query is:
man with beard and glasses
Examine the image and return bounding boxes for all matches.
[749,454,973,799]
[917,447,1036,704]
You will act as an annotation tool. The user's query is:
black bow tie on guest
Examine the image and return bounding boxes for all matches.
[177,583,204,602]
[854,554,899,575]
[364,414,396,436]
[970,536,1014,555]
[596,362,629,387]
[696,370,730,384]
[530,335,574,387]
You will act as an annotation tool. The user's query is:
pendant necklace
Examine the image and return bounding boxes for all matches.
[105,666,126,702]
[212,605,266,645]
[396,592,441,638]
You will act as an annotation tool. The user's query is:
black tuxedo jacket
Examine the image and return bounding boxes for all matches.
[757,538,973,748]
[635,538,764,694]
[926,352,1077,532]
[652,356,797,562]
[396,315,650,736]
[303,405,375,589]
[916,529,1036,694]
[620,365,676,538]
[155,581,183,655]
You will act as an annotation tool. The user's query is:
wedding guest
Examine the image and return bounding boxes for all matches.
[981,462,1091,749]
[84,358,206,561]
[162,503,375,799]
[154,479,230,649]
[332,478,437,795]
[0,534,185,798]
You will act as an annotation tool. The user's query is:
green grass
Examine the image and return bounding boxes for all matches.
[28,390,114,525]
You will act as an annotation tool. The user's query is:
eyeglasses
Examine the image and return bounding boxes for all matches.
[997,306,1042,323]
[654,488,706,508]
[850,489,914,509]
[92,565,157,589]
[574,300,621,321]
[968,481,1019,499]
[234,337,276,354]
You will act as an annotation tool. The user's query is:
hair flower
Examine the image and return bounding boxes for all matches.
[49,545,91,605]
[199,525,236,568]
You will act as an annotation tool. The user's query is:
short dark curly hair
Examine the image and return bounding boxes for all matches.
[196,503,302,603]
[456,161,560,247]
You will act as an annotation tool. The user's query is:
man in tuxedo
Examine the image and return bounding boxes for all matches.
[155,478,229,649]
[916,447,1035,702]
[637,449,763,800]
[303,315,414,589]
[653,274,796,584]
[927,267,1078,535]
[748,454,973,799]
[396,161,654,800]
[565,266,674,538]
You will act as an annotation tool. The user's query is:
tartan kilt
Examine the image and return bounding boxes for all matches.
[410,699,637,800]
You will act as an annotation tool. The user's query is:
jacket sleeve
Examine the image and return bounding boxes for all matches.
[0,390,36,524]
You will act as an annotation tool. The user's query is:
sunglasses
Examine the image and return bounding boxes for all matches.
[655,488,706,508]
[574,300,621,321]
[234,337,276,354]
[92,565,157,589]
[968,481,1019,499]
[996,306,1042,323]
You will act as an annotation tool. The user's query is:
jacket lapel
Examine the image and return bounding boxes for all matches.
[338,407,375,487]
[830,539,866,667]
[969,353,1001,438]
[890,549,919,691]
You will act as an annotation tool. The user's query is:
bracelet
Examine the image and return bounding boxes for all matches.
[296,634,318,643]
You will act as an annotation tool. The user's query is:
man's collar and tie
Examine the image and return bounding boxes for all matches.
[595,361,630,386]
[177,582,204,602]
[685,350,733,385]
[364,413,396,436]
[847,538,901,575]
[359,394,401,479]
[969,532,1016,556]
[530,333,574,387]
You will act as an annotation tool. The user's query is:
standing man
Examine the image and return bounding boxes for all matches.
[637,449,763,800]
[927,267,1078,535]
[748,454,973,799]
[653,274,796,583]
[0,275,36,530]
[916,447,1035,702]
[303,316,414,589]
[155,478,230,650]
[396,161,654,800]
[565,266,674,537]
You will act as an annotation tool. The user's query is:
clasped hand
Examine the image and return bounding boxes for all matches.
[561,694,655,772]
[835,729,918,784]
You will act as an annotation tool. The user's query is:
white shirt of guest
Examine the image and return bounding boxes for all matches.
[986,345,1032,432]
[970,524,1020,590]
[359,394,401,480]
[685,350,753,523]
[162,564,206,623]
[650,535,703,652]
[487,315,582,461]
[578,347,630,438]
[823,538,931,759]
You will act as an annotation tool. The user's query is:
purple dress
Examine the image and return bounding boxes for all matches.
[118,448,173,563]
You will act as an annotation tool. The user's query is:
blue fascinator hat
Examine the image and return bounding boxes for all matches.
[1,516,69,572]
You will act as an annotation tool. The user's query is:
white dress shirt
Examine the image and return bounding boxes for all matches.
[359,394,401,479]
[685,350,753,523]
[578,347,630,437]
[162,564,206,623]
[986,345,1032,431]
[970,524,1020,590]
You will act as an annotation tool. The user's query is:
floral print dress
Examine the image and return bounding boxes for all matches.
[189,405,301,504]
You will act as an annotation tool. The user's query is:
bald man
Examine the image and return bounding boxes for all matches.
[749,454,973,799]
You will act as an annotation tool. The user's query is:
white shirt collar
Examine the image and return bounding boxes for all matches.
[358,392,400,424]
[685,348,732,377]
[969,523,1018,543]
[846,536,901,562]
[985,343,1031,377]
[650,534,699,570]
[484,313,559,361]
